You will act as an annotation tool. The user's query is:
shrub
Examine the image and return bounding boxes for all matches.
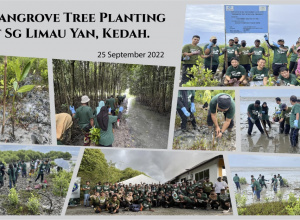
[8,188,19,206]
[288,192,297,204]
[52,170,72,197]
[285,198,300,215]
[239,177,247,184]
[277,190,283,202]
[283,178,289,186]
[235,193,247,207]
[27,193,40,215]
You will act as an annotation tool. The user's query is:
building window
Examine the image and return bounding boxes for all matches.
[195,169,209,181]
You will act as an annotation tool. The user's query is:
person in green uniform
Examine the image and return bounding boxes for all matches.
[287,41,300,74]
[14,163,19,183]
[106,95,117,115]
[21,161,26,178]
[94,182,102,194]
[0,167,4,188]
[222,39,237,76]
[35,160,48,183]
[233,37,241,50]
[233,174,240,190]
[141,197,154,211]
[204,36,221,74]
[181,35,209,85]
[178,194,195,209]
[247,100,264,135]
[218,189,231,211]
[7,164,16,189]
[194,192,208,209]
[82,181,91,207]
[289,95,300,147]
[0,160,5,182]
[271,175,278,193]
[93,192,107,213]
[249,39,270,67]
[237,40,251,73]
[108,195,120,214]
[277,174,284,187]
[97,106,121,147]
[177,90,197,132]
[277,67,299,86]
[264,35,289,79]
[261,102,271,129]
[279,103,292,135]
[224,57,247,85]
[252,178,262,201]
[248,58,269,86]
[259,176,268,189]
[30,160,35,175]
[207,93,235,138]
[203,177,213,197]
[70,95,94,146]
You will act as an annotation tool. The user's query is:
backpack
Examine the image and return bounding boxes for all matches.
[129,204,140,212]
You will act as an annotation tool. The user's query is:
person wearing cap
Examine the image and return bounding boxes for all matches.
[261,102,271,129]
[181,35,209,85]
[295,46,300,77]
[213,177,228,196]
[207,93,235,138]
[279,103,292,135]
[248,58,269,86]
[224,57,247,86]
[233,174,240,191]
[264,35,289,79]
[236,40,251,74]
[249,39,270,67]
[247,100,264,136]
[69,95,94,146]
[289,95,300,147]
[177,90,197,132]
[204,36,221,75]
[277,67,298,86]
[287,41,300,74]
[233,37,241,50]
[222,39,237,77]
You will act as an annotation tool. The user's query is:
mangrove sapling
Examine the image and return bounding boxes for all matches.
[89,127,101,145]
[8,188,19,206]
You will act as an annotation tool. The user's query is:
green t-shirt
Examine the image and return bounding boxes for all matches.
[200,193,208,200]
[279,73,298,86]
[106,98,116,110]
[252,180,261,191]
[142,201,152,210]
[8,168,16,181]
[249,46,266,65]
[203,182,213,193]
[209,93,235,119]
[262,106,269,120]
[204,44,220,66]
[30,162,35,170]
[74,105,94,129]
[103,185,110,191]
[99,115,118,146]
[0,171,3,182]
[82,184,90,194]
[250,67,269,81]
[182,44,203,65]
[289,46,298,62]
[224,46,236,62]
[290,103,300,127]
[233,176,239,183]
[109,199,120,208]
[233,43,241,51]
[238,47,251,64]
[272,178,278,186]
[94,185,102,193]
[226,65,246,79]
[280,107,292,125]
[177,90,195,109]
[21,163,26,171]
[248,103,262,120]
[38,163,47,174]
[270,45,289,64]
[218,193,230,202]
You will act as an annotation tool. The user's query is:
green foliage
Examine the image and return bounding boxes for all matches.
[8,188,19,206]
[283,178,289,186]
[89,127,101,144]
[27,193,40,215]
[276,190,283,202]
[52,170,73,197]
[288,192,297,204]
[239,177,247,185]
[235,193,247,207]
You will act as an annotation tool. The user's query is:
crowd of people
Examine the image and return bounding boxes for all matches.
[177,90,235,139]
[247,95,300,147]
[78,178,231,214]
[181,35,300,86]
[0,159,50,189]
[56,94,126,146]
[233,173,286,201]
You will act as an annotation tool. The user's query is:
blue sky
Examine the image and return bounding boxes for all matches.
[0,145,80,156]
[229,154,300,167]
[240,89,297,97]
[183,5,299,47]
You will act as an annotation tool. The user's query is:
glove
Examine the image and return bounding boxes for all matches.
[275,111,281,114]
[276,79,281,84]
[219,52,223,56]
[181,107,190,117]
[183,56,190,61]
[108,108,111,113]
[273,41,280,48]
[119,106,124,113]
[69,106,75,114]
[262,111,265,114]
[248,72,253,78]
[264,34,268,41]
[207,42,213,49]
[249,117,255,123]
[191,103,196,113]
[294,120,298,128]
[253,191,256,195]
[258,115,262,120]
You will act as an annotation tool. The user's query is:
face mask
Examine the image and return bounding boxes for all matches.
[234,41,238,44]
[241,43,246,47]
[283,109,286,111]
[212,39,217,44]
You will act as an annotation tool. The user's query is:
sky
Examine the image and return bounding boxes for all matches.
[101,149,219,183]
[229,154,300,167]
[183,5,299,47]
[240,89,297,97]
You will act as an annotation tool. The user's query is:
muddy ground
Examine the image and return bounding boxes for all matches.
[173,104,236,151]
[0,169,65,215]
[0,75,52,145]
[66,205,232,216]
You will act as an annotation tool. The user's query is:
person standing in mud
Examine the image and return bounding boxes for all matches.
[0,160,5,180]
[207,93,235,139]
[251,178,262,201]
[177,90,197,133]
[14,164,19,183]
[277,174,284,187]
[21,161,27,178]
[35,160,48,183]
[290,95,300,147]
[279,104,292,136]
[233,174,241,191]
[247,100,264,136]
[261,102,271,129]
[7,164,16,189]
[30,160,35,176]
[0,167,4,188]
[272,175,278,193]
[69,95,94,146]
[259,176,268,189]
